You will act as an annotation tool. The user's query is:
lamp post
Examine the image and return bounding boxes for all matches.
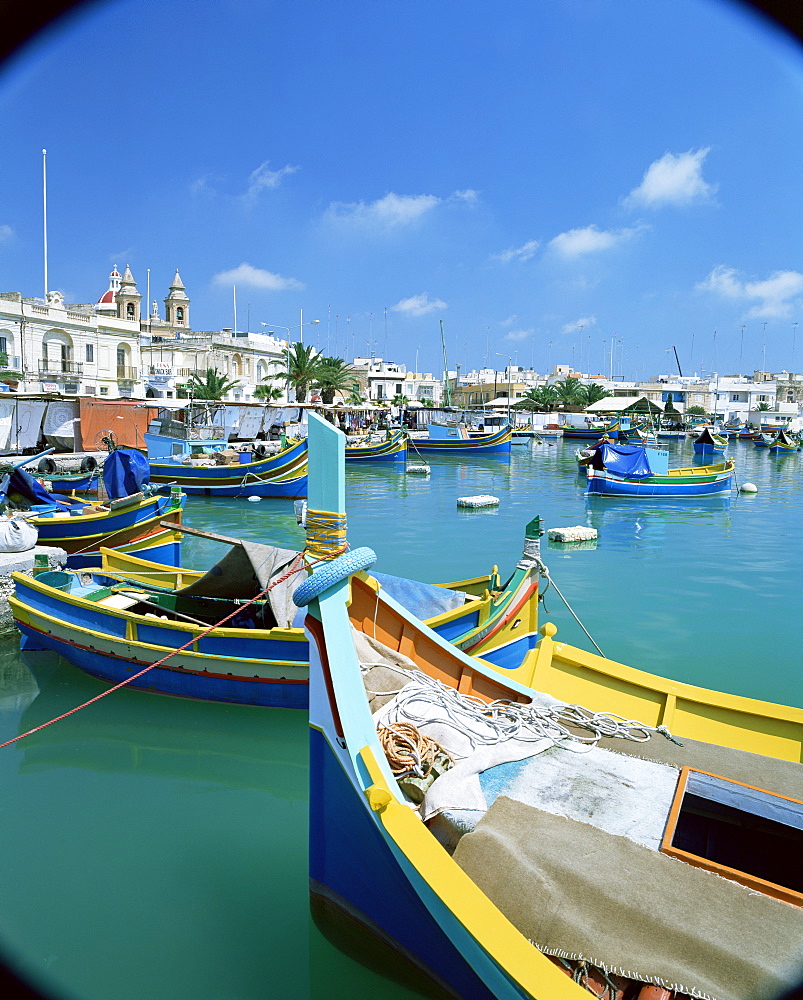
[495,352,512,426]
[261,314,321,403]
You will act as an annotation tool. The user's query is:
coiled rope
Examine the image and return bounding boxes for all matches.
[377,722,453,778]
[0,552,306,750]
[374,665,681,755]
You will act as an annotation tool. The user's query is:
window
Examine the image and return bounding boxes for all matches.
[86,344,94,362]
[758,395,768,402]
[395,383,402,394]
[99,386,108,395]
[176,307,184,323]
[117,347,126,366]
[0,337,6,353]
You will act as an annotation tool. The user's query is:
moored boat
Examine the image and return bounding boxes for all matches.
[301,412,803,1000]
[412,424,512,455]
[583,441,734,497]
[693,427,728,454]
[768,429,800,454]
[10,510,541,707]
[345,431,407,463]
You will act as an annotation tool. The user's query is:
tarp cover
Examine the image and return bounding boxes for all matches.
[588,441,653,477]
[2,467,84,510]
[103,449,151,500]
[373,571,466,621]
[176,541,304,628]
[453,796,803,1000]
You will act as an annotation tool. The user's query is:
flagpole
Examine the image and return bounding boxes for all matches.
[42,149,48,298]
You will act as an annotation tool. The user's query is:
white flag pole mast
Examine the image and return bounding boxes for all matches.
[42,148,48,298]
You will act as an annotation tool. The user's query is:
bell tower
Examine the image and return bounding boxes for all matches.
[117,265,142,323]
[164,269,190,329]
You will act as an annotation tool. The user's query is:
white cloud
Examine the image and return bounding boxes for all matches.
[450,189,479,204]
[504,328,532,342]
[493,239,540,264]
[211,262,303,291]
[548,224,640,258]
[390,293,447,317]
[0,225,13,242]
[244,161,299,200]
[697,265,803,318]
[325,192,442,229]
[626,148,716,208]
[561,316,597,335]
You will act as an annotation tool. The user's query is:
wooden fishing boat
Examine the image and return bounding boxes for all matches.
[47,471,101,495]
[583,441,734,497]
[145,410,308,497]
[23,489,186,552]
[692,427,727,454]
[10,514,540,708]
[768,429,800,454]
[738,428,760,441]
[345,431,408,463]
[412,424,512,455]
[561,421,620,441]
[301,414,803,1000]
[63,524,183,571]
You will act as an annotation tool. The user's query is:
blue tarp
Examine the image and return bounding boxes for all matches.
[103,449,151,500]
[2,467,84,509]
[589,442,653,478]
[373,571,466,620]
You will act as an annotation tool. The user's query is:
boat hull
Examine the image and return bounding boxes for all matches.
[586,463,734,497]
[345,433,408,463]
[413,427,512,455]
[64,526,183,570]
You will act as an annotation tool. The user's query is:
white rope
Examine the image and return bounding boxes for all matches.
[370,665,679,755]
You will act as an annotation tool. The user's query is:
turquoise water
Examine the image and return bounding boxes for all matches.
[0,439,800,999]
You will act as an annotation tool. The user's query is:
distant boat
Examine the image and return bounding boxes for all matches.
[768,429,799,454]
[561,420,621,441]
[583,442,734,497]
[693,427,727,454]
[412,424,512,455]
[344,431,407,463]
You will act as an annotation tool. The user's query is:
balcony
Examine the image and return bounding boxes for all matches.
[38,359,83,378]
[117,366,138,382]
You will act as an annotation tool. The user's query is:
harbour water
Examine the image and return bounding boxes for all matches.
[0,438,800,1000]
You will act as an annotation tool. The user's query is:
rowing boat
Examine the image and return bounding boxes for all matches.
[10,514,540,707]
[693,427,728,454]
[412,424,512,455]
[583,441,734,497]
[301,412,803,1000]
[345,431,408,463]
[768,429,799,454]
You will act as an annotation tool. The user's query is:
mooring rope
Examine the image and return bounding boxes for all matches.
[304,508,348,560]
[534,557,606,658]
[0,552,306,750]
[377,722,453,778]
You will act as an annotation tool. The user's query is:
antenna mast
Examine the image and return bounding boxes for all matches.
[440,320,452,407]
[672,345,683,378]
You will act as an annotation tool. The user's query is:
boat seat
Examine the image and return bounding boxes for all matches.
[108,493,144,510]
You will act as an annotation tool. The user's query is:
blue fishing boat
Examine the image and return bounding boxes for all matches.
[64,525,183,571]
[10,506,541,707]
[693,427,727,454]
[145,411,308,497]
[583,441,734,497]
[300,412,803,1000]
[345,431,407,463]
[412,424,512,455]
[768,429,799,454]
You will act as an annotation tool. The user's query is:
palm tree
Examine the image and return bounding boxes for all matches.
[315,357,361,404]
[252,384,284,401]
[185,367,241,401]
[514,385,558,412]
[421,399,435,409]
[756,402,771,411]
[552,377,583,408]
[575,383,612,407]
[265,343,323,403]
[346,386,366,406]
[391,393,410,408]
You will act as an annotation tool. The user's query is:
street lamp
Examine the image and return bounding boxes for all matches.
[495,352,512,426]
[260,309,320,345]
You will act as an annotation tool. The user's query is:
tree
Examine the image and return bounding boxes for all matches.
[686,405,706,416]
[756,402,771,411]
[574,383,612,407]
[315,357,361,404]
[421,399,435,408]
[514,385,558,412]
[265,342,323,403]
[552,377,583,408]
[345,386,366,406]
[391,393,410,407]
[185,367,241,401]
[664,392,678,414]
[252,384,284,401]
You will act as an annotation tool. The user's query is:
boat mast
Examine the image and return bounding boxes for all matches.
[440,320,452,408]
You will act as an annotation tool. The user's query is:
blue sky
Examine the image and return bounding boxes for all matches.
[1,0,801,381]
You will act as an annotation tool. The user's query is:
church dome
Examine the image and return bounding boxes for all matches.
[96,267,122,312]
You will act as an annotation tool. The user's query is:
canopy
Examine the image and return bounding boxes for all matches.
[587,441,653,477]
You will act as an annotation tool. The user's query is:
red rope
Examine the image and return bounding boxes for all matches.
[0,552,306,750]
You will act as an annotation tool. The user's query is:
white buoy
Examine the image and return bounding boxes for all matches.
[247,495,262,502]
[406,464,430,474]
[457,495,499,508]
[547,525,598,542]
[739,482,758,493]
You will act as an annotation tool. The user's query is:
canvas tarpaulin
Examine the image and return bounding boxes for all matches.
[103,448,151,500]
[176,540,304,628]
[588,441,653,477]
[453,795,803,1000]
[79,399,158,452]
